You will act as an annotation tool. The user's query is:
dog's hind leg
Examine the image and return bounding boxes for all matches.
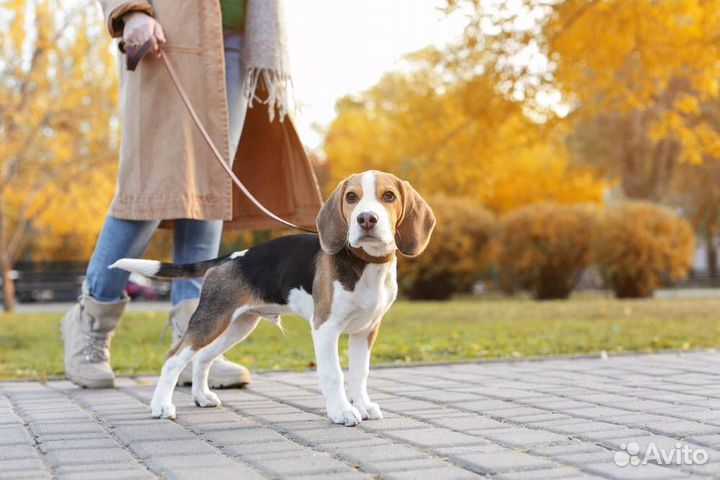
[192,313,261,407]
[150,263,248,419]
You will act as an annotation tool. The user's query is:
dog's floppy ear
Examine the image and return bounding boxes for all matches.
[316,181,348,254]
[395,180,436,257]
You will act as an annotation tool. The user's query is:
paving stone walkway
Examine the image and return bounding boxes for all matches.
[2,352,720,479]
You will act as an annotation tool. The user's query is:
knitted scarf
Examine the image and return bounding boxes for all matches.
[242,0,291,122]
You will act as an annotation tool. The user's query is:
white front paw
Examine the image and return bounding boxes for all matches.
[352,400,383,420]
[327,404,362,427]
[151,402,176,420]
[193,390,221,408]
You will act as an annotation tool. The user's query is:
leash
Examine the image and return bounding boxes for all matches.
[122,39,317,233]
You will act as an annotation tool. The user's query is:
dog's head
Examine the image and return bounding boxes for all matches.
[316,171,435,258]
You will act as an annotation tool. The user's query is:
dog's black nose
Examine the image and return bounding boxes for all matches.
[357,212,378,230]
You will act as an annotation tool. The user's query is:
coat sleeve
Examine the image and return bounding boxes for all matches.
[97,0,156,38]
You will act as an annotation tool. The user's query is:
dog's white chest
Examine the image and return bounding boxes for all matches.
[332,262,397,333]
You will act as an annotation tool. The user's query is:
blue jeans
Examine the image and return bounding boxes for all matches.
[86,29,246,306]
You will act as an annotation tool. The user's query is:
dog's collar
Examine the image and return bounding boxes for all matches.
[348,246,395,264]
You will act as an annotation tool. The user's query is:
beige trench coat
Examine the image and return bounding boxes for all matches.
[98,0,322,230]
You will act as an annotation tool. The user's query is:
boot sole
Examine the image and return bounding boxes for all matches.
[67,377,115,389]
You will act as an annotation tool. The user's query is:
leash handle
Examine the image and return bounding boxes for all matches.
[122,40,154,71]
[121,39,317,233]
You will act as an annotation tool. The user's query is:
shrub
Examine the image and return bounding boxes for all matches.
[398,196,496,300]
[594,201,694,298]
[498,203,597,300]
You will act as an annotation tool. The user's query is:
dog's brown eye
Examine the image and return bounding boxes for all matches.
[345,191,358,203]
[383,191,396,202]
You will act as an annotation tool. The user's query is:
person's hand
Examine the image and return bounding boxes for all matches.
[122,11,166,56]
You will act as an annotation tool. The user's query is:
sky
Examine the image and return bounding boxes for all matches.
[283,0,467,150]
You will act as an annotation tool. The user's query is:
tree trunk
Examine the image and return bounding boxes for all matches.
[706,227,718,279]
[1,259,16,312]
[0,196,14,312]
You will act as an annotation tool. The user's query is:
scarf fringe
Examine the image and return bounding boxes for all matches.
[242,67,291,122]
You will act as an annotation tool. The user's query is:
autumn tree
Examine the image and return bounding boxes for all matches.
[0,0,118,311]
[445,0,720,201]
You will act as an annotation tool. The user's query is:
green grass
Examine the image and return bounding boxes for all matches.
[2,297,720,380]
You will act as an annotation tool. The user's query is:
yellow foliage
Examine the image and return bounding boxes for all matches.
[548,1,720,111]
[0,0,118,263]
[447,1,720,196]
[675,95,700,115]
[594,202,695,298]
[545,0,720,166]
[31,166,117,260]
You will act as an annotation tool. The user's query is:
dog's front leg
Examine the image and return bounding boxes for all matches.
[348,325,383,420]
[312,325,362,426]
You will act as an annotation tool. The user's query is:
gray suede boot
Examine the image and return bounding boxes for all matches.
[61,285,128,388]
[171,299,251,388]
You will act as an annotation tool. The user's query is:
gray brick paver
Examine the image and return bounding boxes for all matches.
[382,427,482,447]
[288,472,376,480]
[159,465,264,480]
[0,425,32,445]
[111,423,198,442]
[283,424,376,445]
[581,463,694,479]
[495,467,592,479]
[482,427,571,447]
[201,426,289,445]
[0,471,52,480]
[248,454,359,477]
[359,456,461,473]
[222,441,312,460]
[53,463,156,474]
[0,457,47,472]
[429,414,511,431]
[649,420,720,437]
[598,434,686,452]
[543,421,630,435]
[129,439,219,459]
[331,442,426,464]
[36,437,120,452]
[143,453,264,479]
[356,416,428,432]
[685,433,720,447]
[0,444,37,460]
[576,429,652,442]
[43,447,139,467]
[380,466,483,479]
[30,422,106,436]
[552,450,615,466]
[58,470,156,480]
[450,450,559,474]
[512,413,575,424]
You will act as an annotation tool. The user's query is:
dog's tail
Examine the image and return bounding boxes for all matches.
[109,255,234,279]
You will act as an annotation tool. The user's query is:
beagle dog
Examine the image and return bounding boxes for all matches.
[111,171,435,426]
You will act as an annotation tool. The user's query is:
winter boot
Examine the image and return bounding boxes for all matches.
[171,299,251,388]
[61,285,128,388]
